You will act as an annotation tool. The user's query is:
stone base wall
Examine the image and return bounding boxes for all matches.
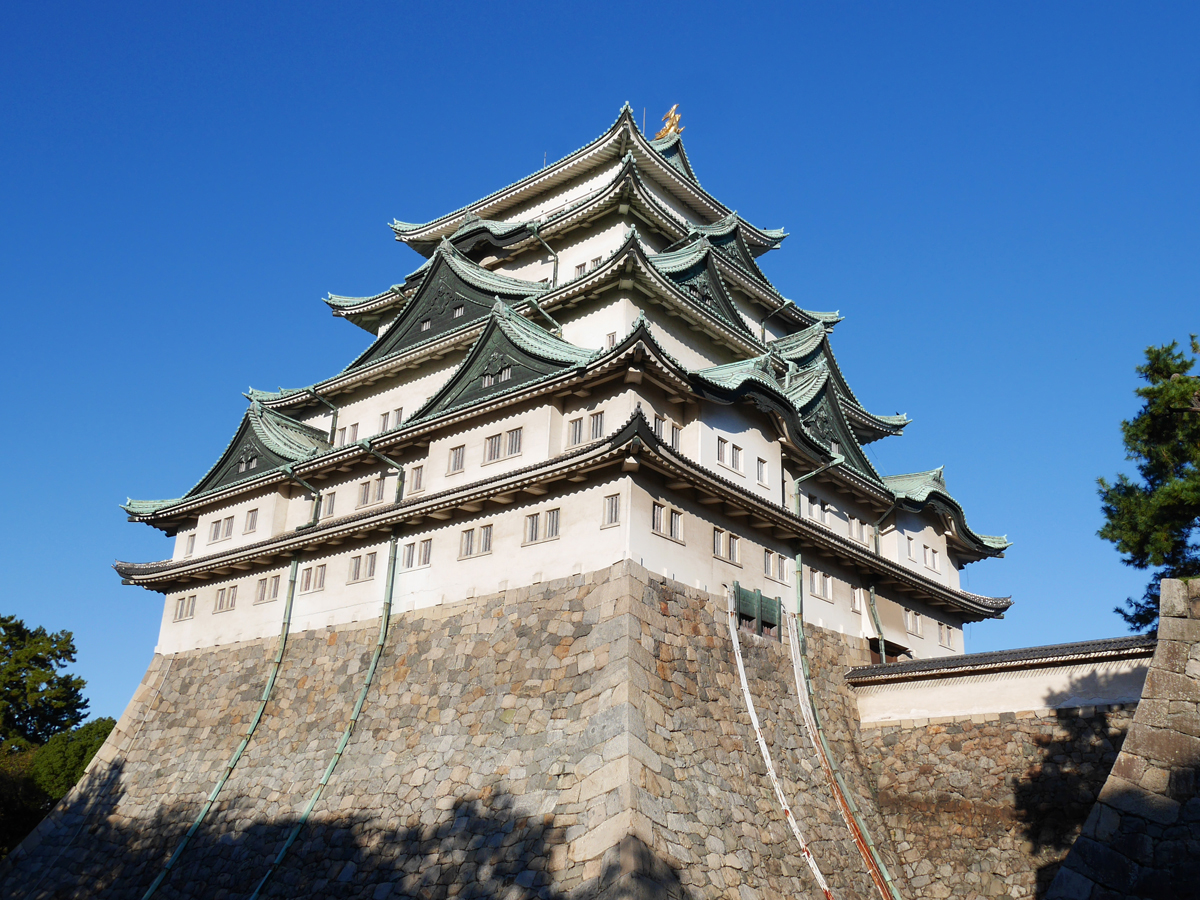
[0,562,901,900]
[1048,577,1200,900]
[858,705,1135,900]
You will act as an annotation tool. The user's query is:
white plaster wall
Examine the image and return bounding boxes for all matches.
[853,657,1151,723]
[173,487,286,561]
[699,405,783,506]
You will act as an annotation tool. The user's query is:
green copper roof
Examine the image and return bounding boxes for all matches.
[884,468,1011,553]
[325,286,401,310]
[647,132,700,184]
[409,301,599,423]
[694,354,783,392]
[123,402,330,516]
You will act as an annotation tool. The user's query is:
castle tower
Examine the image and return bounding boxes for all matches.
[2,106,1013,900]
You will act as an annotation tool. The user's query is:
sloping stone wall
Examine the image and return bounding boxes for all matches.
[857,705,1135,900]
[0,562,901,900]
[1047,577,1200,899]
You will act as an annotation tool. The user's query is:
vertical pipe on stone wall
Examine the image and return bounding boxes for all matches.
[789,547,903,900]
[142,556,302,900]
[247,532,401,900]
[725,585,835,900]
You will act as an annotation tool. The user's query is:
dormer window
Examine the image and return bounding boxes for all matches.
[453,305,465,318]
[420,319,432,332]
[499,366,511,382]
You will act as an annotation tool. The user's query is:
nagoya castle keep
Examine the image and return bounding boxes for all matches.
[6,106,1197,900]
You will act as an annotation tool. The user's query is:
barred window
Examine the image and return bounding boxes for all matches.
[410,465,424,492]
[174,595,197,621]
[568,418,583,446]
[479,524,493,553]
[448,446,465,473]
[321,493,336,518]
[417,539,432,567]
[603,494,620,526]
[244,509,258,533]
[590,411,605,440]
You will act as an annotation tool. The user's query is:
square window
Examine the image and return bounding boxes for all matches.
[590,411,605,440]
[185,534,195,557]
[410,465,424,492]
[756,458,767,485]
[448,446,465,473]
[590,256,601,270]
[575,263,587,278]
[479,524,493,553]
[603,494,620,526]
[568,418,583,446]
[460,529,475,558]
[321,493,336,518]
[244,509,258,533]
[546,508,560,538]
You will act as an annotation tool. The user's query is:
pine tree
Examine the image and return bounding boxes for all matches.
[0,616,88,747]
[1098,336,1200,632]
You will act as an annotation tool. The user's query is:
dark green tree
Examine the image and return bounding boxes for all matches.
[0,616,88,747]
[30,717,115,799]
[1098,336,1200,632]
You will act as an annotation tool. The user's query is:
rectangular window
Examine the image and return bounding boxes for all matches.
[265,575,280,602]
[321,493,336,518]
[653,415,665,439]
[507,427,522,456]
[485,434,503,462]
[374,476,386,503]
[670,424,681,451]
[222,516,234,539]
[670,509,682,541]
[420,319,431,332]
[498,366,511,383]
[809,569,833,600]
[184,534,196,557]
[568,418,583,446]
[479,524,493,553]
[606,332,617,349]
[713,528,725,557]
[575,262,587,278]
[358,481,372,507]
[851,586,862,613]
[929,548,940,571]
[394,407,403,426]
[907,536,916,560]
[174,595,197,621]
[776,554,787,582]
[652,503,664,535]
[460,529,475,558]
[526,513,540,543]
[938,622,953,649]
[349,555,362,582]
[904,608,923,637]
[590,256,602,270]
[756,458,767,485]
[590,411,605,440]
[417,541,431,566]
[410,465,424,492]
[764,549,773,576]
[809,496,828,525]
[348,424,359,443]
[448,445,465,473]
[717,437,728,465]
[244,509,258,533]
[850,517,865,543]
[731,445,742,471]
[379,411,390,433]
[256,578,267,603]
[366,551,377,578]
[210,520,222,542]
[603,494,620,526]
[337,427,347,447]
[215,585,237,613]
[452,304,465,318]
[546,508,560,538]
[301,566,312,592]
[830,440,840,458]
[728,534,739,563]
[402,542,415,568]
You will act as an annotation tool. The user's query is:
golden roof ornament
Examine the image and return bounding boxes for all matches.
[655,104,685,140]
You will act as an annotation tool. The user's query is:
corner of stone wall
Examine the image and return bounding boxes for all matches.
[1048,577,1200,899]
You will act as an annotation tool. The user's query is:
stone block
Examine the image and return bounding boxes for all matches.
[1161,579,1188,618]
[1098,776,1181,826]
[1143,668,1200,704]
[1158,616,1200,642]
[1123,724,1200,768]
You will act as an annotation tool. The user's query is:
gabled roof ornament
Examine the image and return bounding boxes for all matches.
[655,104,685,140]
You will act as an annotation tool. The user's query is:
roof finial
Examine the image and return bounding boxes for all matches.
[655,104,685,140]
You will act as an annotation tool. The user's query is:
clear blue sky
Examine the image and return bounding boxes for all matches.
[2,3,1196,721]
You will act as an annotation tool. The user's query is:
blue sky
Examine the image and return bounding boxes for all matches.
[1,3,1196,721]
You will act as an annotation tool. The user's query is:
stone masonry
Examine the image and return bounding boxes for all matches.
[1047,577,1200,899]
[0,562,901,900]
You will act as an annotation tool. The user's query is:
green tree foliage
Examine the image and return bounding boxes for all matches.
[1098,336,1200,632]
[0,745,50,858]
[30,717,115,799]
[0,616,88,747]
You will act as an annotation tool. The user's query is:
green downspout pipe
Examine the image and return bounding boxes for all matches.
[791,485,903,900]
[760,298,795,341]
[142,556,302,900]
[867,502,898,663]
[359,439,407,503]
[305,388,339,445]
[526,295,562,336]
[247,529,401,899]
[283,466,322,529]
[530,223,558,289]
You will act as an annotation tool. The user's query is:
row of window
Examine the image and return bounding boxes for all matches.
[807,495,869,545]
[567,412,605,447]
[574,257,603,278]
[717,437,769,487]
[187,508,260,555]
[332,408,405,448]
[906,537,942,573]
[652,415,682,450]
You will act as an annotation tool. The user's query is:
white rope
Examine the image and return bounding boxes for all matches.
[726,593,835,900]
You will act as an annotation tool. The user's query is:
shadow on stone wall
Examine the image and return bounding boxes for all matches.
[2,786,688,900]
[1012,672,1133,898]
